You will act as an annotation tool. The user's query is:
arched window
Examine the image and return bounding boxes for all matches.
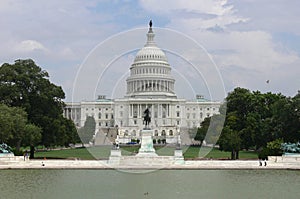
[161,130,166,136]
[169,130,173,136]
[155,130,158,136]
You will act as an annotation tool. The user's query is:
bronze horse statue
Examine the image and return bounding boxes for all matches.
[143,108,151,128]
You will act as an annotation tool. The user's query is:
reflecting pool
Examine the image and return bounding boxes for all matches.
[1,169,299,199]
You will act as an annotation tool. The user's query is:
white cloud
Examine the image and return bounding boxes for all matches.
[210,31,299,70]
[1,0,299,100]
[15,40,47,53]
[139,0,300,97]
[140,0,230,15]
[139,0,248,30]
[0,0,117,101]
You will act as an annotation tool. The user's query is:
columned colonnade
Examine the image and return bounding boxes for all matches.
[129,103,170,119]
[127,79,174,93]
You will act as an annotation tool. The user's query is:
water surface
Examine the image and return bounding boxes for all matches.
[1,169,299,199]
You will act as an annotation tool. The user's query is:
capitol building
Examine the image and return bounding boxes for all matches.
[64,23,221,145]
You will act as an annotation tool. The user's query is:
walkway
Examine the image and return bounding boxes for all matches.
[1,157,300,170]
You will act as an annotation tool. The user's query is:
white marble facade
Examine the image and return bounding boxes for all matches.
[64,25,221,144]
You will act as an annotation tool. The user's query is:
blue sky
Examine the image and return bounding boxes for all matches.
[1,0,299,101]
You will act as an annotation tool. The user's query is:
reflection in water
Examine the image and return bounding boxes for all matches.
[0,170,300,199]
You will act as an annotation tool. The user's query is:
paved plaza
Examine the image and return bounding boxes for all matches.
[1,157,300,170]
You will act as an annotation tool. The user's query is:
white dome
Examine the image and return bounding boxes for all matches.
[134,46,168,62]
[126,24,176,99]
[133,27,168,64]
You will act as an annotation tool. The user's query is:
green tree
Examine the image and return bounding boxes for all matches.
[0,104,27,151]
[0,103,41,155]
[9,106,28,152]
[266,138,283,156]
[270,95,300,142]
[23,124,42,158]
[286,92,300,142]
[78,116,96,145]
[240,112,261,150]
[221,88,289,156]
[0,59,77,147]
[195,119,209,145]
[218,113,242,159]
[226,87,252,125]
[203,114,225,145]
[249,92,285,149]
[0,104,15,143]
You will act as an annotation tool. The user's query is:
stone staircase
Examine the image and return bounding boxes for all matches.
[119,156,175,166]
[94,127,117,146]
[108,148,185,166]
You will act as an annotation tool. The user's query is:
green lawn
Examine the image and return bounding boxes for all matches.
[34,145,258,160]
[34,146,112,160]
[183,146,258,159]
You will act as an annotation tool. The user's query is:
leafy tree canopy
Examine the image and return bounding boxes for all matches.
[219,87,300,158]
[0,59,78,148]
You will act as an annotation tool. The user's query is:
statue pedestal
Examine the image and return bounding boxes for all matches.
[174,149,185,164]
[108,149,121,165]
[136,129,157,156]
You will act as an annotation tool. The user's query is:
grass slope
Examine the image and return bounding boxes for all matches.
[35,146,258,160]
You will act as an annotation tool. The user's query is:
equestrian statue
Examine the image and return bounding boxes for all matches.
[143,107,151,129]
